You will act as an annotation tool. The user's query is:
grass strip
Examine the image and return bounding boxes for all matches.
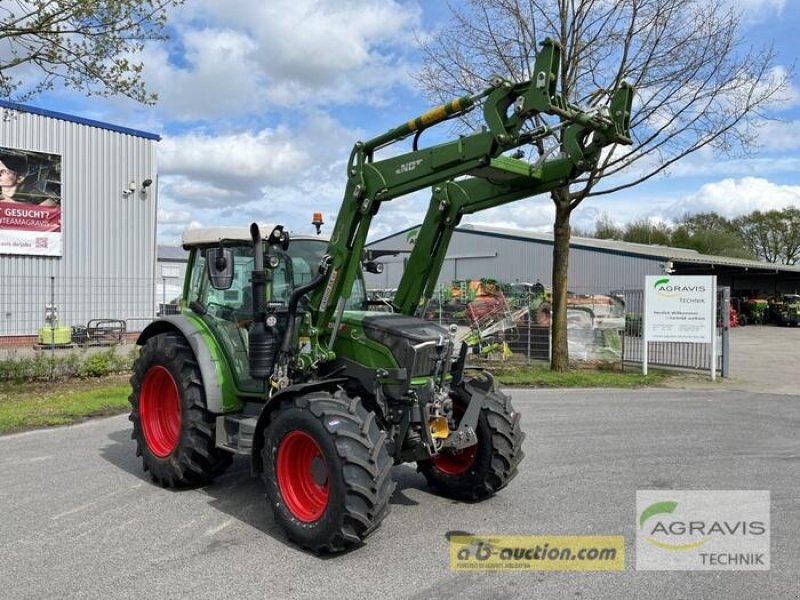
[488,364,671,387]
[0,375,130,434]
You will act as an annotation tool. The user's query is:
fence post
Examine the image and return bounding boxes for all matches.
[49,276,55,379]
[620,287,625,372]
[722,286,730,378]
[526,299,531,363]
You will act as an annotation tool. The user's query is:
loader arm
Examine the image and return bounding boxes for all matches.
[310,38,633,341]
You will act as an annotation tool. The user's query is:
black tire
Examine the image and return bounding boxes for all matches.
[418,380,525,501]
[261,390,394,554]
[129,332,232,487]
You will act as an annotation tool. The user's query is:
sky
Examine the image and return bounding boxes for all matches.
[23,0,800,245]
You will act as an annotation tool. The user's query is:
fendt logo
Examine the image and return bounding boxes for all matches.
[395,159,423,175]
[639,500,766,552]
[653,277,707,298]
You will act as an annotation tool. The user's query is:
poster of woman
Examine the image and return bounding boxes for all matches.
[0,148,62,256]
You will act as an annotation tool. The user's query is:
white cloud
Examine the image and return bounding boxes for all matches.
[132,0,421,120]
[464,200,556,232]
[755,118,800,150]
[728,0,786,22]
[157,207,194,225]
[156,112,360,234]
[160,128,308,183]
[667,177,800,218]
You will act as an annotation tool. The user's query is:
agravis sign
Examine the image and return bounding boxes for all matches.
[645,275,715,343]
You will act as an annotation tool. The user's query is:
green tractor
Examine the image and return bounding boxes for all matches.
[769,294,800,326]
[129,39,633,553]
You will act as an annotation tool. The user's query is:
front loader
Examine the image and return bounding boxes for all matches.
[129,39,633,553]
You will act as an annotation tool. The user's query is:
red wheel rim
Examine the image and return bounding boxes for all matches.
[432,401,478,475]
[277,431,329,522]
[432,444,478,475]
[139,365,182,458]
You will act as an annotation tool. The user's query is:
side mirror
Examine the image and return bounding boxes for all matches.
[206,247,234,290]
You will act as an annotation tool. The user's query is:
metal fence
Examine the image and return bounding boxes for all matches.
[0,275,728,376]
[614,287,730,376]
[415,285,626,365]
[0,275,172,352]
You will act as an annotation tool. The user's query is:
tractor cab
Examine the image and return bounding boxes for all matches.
[180,226,368,392]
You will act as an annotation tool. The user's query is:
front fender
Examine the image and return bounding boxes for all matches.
[137,315,235,414]
[250,378,348,475]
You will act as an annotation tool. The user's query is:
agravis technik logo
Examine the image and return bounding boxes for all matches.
[653,277,707,298]
[636,491,770,571]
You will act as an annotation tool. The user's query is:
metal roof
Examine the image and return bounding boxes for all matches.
[456,224,800,274]
[0,99,161,141]
[182,225,328,248]
[157,245,189,261]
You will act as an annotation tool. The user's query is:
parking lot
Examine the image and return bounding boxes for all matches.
[1,387,797,599]
[726,325,799,395]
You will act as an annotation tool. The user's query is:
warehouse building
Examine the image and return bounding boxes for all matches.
[365,224,800,296]
[0,100,159,344]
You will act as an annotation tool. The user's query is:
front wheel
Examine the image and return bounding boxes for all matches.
[418,380,525,501]
[261,390,394,553]
[129,332,232,487]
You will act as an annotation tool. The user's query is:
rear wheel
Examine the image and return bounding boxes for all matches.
[262,390,394,553]
[129,332,232,487]
[418,379,525,501]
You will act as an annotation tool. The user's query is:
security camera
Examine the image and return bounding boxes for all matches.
[142,178,153,188]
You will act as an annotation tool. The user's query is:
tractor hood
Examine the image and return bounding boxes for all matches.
[339,312,450,377]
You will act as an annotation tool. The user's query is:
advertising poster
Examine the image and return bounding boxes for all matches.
[0,147,62,256]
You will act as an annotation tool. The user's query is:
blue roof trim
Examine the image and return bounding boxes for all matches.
[0,99,161,141]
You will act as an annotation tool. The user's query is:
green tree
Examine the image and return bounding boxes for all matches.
[594,214,623,240]
[622,218,672,246]
[679,212,737,235]
[735,208,800,264]
[417,0,788,371]
[0,0,182,104]
[670,212,752,258]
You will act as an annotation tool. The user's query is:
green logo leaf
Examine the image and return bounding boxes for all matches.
[640,501,678,528]
[653,278,670,289]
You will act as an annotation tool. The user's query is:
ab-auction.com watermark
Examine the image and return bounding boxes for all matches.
[636,490,770,571]
[449,535,625,571]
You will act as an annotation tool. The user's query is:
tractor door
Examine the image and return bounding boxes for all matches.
[186,246,262,393]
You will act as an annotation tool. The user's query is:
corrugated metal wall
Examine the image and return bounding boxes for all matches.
[0,110,158,336]
[365,229,664,294]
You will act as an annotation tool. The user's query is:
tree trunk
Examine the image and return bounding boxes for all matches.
[550,189,572,372]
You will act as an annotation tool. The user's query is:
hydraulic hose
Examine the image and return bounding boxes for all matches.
[279,257,331,355]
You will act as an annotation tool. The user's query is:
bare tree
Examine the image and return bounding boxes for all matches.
[0,0,183,104]
[417,0,789,370]
[735,208,800,265]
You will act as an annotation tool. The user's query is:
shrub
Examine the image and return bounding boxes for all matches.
[0,346,136,383]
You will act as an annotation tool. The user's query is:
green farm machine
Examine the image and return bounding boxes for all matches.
[130,40,633,553]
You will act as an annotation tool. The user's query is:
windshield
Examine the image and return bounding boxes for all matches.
[186,239,367,312]
[285,239,367,310]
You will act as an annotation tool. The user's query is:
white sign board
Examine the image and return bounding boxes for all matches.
[645,275,715,343]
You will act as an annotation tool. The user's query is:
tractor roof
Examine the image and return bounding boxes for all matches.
[182,226,328,249]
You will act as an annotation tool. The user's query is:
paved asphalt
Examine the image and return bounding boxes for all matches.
[1,388,798,600]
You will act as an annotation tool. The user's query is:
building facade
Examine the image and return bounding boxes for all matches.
[365,224,800,297]
[0,101,159,341]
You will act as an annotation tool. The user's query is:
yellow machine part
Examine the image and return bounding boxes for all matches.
[429,416,450,439]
